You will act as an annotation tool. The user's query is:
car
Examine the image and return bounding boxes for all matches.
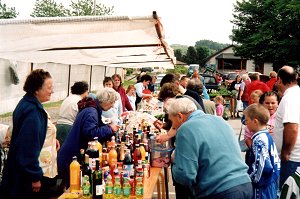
[141,67,153,72]
[154,73,166,89]
[187,64,200,77]
[200,74,219,93]
[224,72,238,85]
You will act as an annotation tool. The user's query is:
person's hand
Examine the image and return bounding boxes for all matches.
[153,120,163,130]
[155,134,169,144]
[109,124,120,133]
[32,181,41,192]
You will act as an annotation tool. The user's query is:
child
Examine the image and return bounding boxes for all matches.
[244,104,280,199]
[250,89,263,104]
[214,95,224,117]
[0,124,11,183]
[126,85,136,111]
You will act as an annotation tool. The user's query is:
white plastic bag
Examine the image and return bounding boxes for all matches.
[236,100,244,112]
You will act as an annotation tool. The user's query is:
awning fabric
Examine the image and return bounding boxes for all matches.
[0,12,175,68]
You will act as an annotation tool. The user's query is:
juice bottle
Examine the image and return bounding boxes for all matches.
[135,177,144,199]
[139,143,146,161]
[94,137,103,164]
[122,177,131,199]
[108,144,117,168]
[70,156,81,192]
[82,175,91,198]
[113,177,122,199]
[92,160,103,199]
[104,176,113,199]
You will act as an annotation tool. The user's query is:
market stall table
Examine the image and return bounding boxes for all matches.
[58,167,166,199]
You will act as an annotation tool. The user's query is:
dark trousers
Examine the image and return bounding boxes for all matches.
[280,160,300,188]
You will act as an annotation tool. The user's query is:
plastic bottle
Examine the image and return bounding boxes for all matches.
[108,143,117,168]
[122,177,131,199]
[70,156,81,192]
[113,177,122,199]
[139,143,146,161]
[104,176,114,199]
[92,160,103,199]
[135,177,144,199]
[94,137,102,164]
[133,144,141,166]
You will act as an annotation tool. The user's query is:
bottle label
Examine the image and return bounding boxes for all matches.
[105,186,113,194]
[95,184,103,195]
[123,187,131,196]
[114,186,122,195]
[89,158,97,171]
[136,187,143,195]
[82,186,90,195]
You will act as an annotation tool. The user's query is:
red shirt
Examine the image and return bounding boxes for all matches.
[247,80,270,104]
[114,86,133,112]
[266,77,277,90]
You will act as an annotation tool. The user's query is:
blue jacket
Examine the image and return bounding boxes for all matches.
[57,97,112,175]
[1,93,48,197]
[172,110,251,198]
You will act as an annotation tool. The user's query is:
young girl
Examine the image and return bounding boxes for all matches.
[214,95,224,117]
[250,89,263,104]
[126,85,136,111]
[244,104,280,199]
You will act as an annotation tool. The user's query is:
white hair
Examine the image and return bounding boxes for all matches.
[242,74,249,81]
[167,97,197,115]
[96,87,117,104]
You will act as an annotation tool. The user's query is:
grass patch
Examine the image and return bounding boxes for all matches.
[123,80,136,89]
[0,112,12,118]
[43,100,63,108]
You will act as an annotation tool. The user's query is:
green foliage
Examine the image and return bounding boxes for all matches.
[126,68,134,75]
[196,46,210,66]
[31,0,69,17]
[231,0,300,67]
[166,65,187,74]
[195,39,229,52]
[69,0,114,16]
[209,86,232,98]
[184,46,198,65]
[174,49,183,61]
[0,0,18,18]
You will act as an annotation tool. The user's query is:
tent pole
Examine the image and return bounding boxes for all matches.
[90,65,93,93]
[104,66,107,77]
[67,64,71,96]
[30,63,33,71]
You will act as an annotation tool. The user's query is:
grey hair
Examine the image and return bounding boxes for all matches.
[167,98,197,115]
[96,87,117,104]
[186,78,204,95]
[242,74,249,81]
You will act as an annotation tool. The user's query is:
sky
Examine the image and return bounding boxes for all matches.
[2,0,237,46]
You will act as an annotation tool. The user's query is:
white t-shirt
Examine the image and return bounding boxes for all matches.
[57,94,82,125]
[273,85,300,161]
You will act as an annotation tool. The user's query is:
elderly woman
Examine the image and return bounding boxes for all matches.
[57,87,120,188]
[112,74,133,112]
[56,81,89,145]
[1,69,54,198]
[168,98,252,199]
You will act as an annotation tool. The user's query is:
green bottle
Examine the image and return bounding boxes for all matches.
[104,176,113,199]
[92,160,103,199]
[113,177,122,199]
[122,177,131,199]
[82,175,91,198]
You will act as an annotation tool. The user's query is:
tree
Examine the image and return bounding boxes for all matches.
[196,46,210,66]
[31,0,69,17]
[184,46,198,65]
[195,39,229,52]
[69,0,114,16]
[231,0,300,67]
[0,0,18,19]
[174,49,183,62]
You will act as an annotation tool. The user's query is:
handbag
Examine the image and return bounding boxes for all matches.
[238,123,249,152]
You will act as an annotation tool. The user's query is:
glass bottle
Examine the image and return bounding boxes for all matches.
[94,137,102,164]
[139,143,146,161]
[70,156,81,192]
[108,143,117,168]
[82,175,91,198]
[82,154,92,185]
[133,144,141,166]
[92,160,103,199]
[86,142,99,171]
[123,149,134,177]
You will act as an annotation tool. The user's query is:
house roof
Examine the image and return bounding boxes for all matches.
[0,11,175,68]
[215,53,242,59]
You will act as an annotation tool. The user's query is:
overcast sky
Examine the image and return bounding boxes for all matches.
[2,0,237,46]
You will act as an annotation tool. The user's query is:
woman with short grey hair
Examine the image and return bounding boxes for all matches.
[97,87,117,105]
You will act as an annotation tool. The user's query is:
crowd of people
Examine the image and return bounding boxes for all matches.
[0,65,299,199]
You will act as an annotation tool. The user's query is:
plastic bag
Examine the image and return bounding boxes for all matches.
[236,100,243,112]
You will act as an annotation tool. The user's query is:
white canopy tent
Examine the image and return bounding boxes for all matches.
[0,11,175,68]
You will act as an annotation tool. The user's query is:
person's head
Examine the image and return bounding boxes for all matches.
[214,95,224,105]
[167,98,197,129]
[140,74,152,87]
[0,124,11,147]
[244,103,270,132]
[96,87,117,111]
[23,69,53,103]
[235,74,242,82]
[277,66,298,94]
[160,73,180,87]
[71,81,89,98]
[103,76,114,88]
[151,76,157,83]
[191,72,200,80]
[250,72,260,81]
[186,78,204,95]
[158,83,180,102]
[250,90,263,104]
[112,74,122,89]
[259,91,280,116]
[269,71,277,78]
[126,85,136,95]
[241,74,249,81]
[180,76,189,89]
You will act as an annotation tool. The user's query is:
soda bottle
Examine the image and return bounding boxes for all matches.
[133,144,141,166]
[92,160,103,199]
[113,177,122,199]
[123,149,134,177]
[108,143,117,168]
[136,177,143,199]
[139,143,146,162]
[105,176,114,199]
[122,177,131,199]
[94,137,102,164]
[70,156,81,192]
[82,175,91,198]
